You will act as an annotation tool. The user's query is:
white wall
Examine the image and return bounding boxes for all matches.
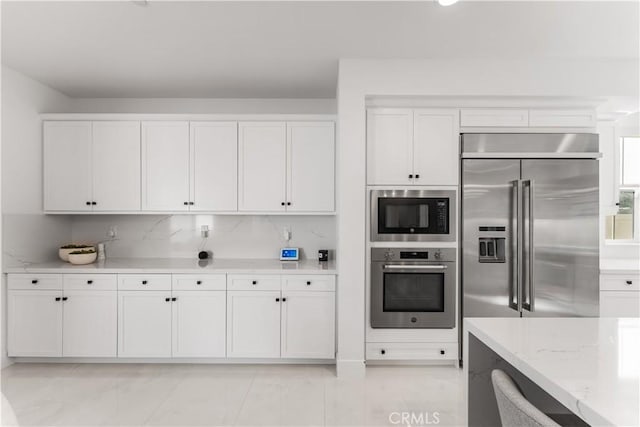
[1,65,75,368]
[335,58,639,377]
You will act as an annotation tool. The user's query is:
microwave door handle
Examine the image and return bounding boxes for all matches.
[383,265,448,270]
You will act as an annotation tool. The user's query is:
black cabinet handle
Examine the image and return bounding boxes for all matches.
[87,280,93,285]
[172,297,177,301]
[142,280,148,285]
[287,202,291,206]
[252,280,257,285]
[184,201,189,205]
[165,297,170,302]
[276,298,280,302]
[626,280,633,285]
[381,349,386,355]
[306,281,311,286]
[91,201,97,205]
[415,174,420,179]
[196,280,202,285]
[62,297,68,301]
[282,297,287,302]
[408,174,413,179]
[86,201,91,206]
[55,297,61,301]
[281,202,285,206]
[189,202,194,205]
[31,279,38,284]
[440,350,445,355]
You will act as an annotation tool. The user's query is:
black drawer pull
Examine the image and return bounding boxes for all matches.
[281,202,285,206]
[31,279,38,284]
[87,280,93,285]
[165,297,170,302]
[142,280,148,285]
[62,297,68,301]
[276,298,280,302]
[252,280,257,285]
[381,349,386,355]
[55,297,61,301]
[91,201,97,205]
[415,174,420,179]
[183,201,189,205]
[408,174,413,179]
[172,297,177,302]
[196,280,202,285]
[287,202,291,206]
[282,297,287,302]
[440,350,445,355]
[306,281,311,285]
[86,201,91,206]
[626,280,633,285]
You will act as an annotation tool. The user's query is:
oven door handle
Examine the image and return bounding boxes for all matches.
[382,265,448,270]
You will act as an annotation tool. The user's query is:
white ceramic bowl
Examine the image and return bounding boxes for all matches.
[68,251,97,265]
[59,246,94,262]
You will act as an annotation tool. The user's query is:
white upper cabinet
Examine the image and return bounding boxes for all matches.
[142,121,190,211]
[367,108,459,186]
[92,122,141,211]
[413,109,460,186]
[367,109,414,185]
[287,122,335,212]
[460,109,529,127]
[460,108,597,128]
[529,109,597,128]
[190,122,238,212]
[44,121,92,211]
[44,121,141,212]
[238,122,288,212]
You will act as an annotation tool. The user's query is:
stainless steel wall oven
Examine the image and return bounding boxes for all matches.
[370,248,456,328]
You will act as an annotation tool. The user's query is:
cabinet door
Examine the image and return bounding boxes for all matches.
[172,291,226,357]
[118,291,172,357]
[367,109,413,185]
[281,291,335,359]
[286,122,335,212]
[413,109,460,185]
[92,122,141,211]
[460,109,529,127]
[227,291,281,358]
[43,121,92,211]
[142,121,190,211]
[62,290,117,357]
[600,291,640,317]
[238,122,287,211]
[8,290,63,357]
[190,122,238,212]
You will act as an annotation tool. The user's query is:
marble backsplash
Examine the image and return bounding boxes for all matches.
[69,215,336,260]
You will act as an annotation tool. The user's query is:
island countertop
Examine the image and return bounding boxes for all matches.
[4,258,336,275]
[465,317,639,427]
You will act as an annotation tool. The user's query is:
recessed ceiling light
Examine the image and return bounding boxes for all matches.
[438,0,459,6]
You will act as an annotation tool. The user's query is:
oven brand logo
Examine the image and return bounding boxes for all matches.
[389,411,441,425]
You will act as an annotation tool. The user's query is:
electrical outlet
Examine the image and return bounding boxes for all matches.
[283,227,291,241]
[201,225,210,238]
[107,225,117,239]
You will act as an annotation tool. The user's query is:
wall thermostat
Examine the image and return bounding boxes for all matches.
[280,247,299,261]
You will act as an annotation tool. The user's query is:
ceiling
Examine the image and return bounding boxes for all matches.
[2,1,638,98]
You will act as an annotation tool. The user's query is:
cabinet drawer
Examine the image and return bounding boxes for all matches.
[8,274,63,290]
[227,275,281,291]
[366,342,458,361]
[282,275,335,292]
[600,291,640,317]
[64,274,117,291]
[172,274,226,291]
[460,109,529,127]
[600,274,640,291]
[118,274,171,291]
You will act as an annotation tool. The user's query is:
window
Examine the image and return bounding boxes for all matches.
[607,137,640,241]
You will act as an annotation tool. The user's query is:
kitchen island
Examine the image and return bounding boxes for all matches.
[465,317,639,427]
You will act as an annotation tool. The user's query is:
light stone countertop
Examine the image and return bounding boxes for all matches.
[465,317,640,427]
[4,258,336,275]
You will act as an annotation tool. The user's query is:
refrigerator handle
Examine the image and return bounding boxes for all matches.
[522,179,535,312]
[510,179,522,313]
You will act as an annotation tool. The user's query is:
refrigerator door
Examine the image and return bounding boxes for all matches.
[462,159,521,318]
[520,159,599,317]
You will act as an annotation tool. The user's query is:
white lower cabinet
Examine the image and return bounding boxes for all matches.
[172,291,226,357]
[63,290,117,357]
[227,290,282,358]
[600,273,640,318]
[281,291,335,359]
[118,291,173,357]
[8,289,63,357]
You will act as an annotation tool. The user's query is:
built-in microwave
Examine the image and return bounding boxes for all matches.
[371,189,456,242]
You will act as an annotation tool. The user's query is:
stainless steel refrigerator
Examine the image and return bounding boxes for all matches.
[461,133,600,329]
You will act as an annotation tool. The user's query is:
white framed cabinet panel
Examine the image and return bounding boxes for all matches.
[8,290,63,357]
[413,109,460,185]
[43,121,92,211]
[190,122,238,212]
[62,290,117,357]
[91,121,141,211]
[142,121,190,211]
[460,109,529,127]
[600,291,640,317]
[281,291,335,359]
[227,290,281,358]
[238,122,287,212]
[367,109,414,185]
[286,122,335,212]
[118,290,173,357]
[172,291,226,357]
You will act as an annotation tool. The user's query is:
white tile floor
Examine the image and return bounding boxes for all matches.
[1,363,466,426]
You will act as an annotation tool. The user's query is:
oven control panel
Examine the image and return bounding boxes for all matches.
[374,248,455,263]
